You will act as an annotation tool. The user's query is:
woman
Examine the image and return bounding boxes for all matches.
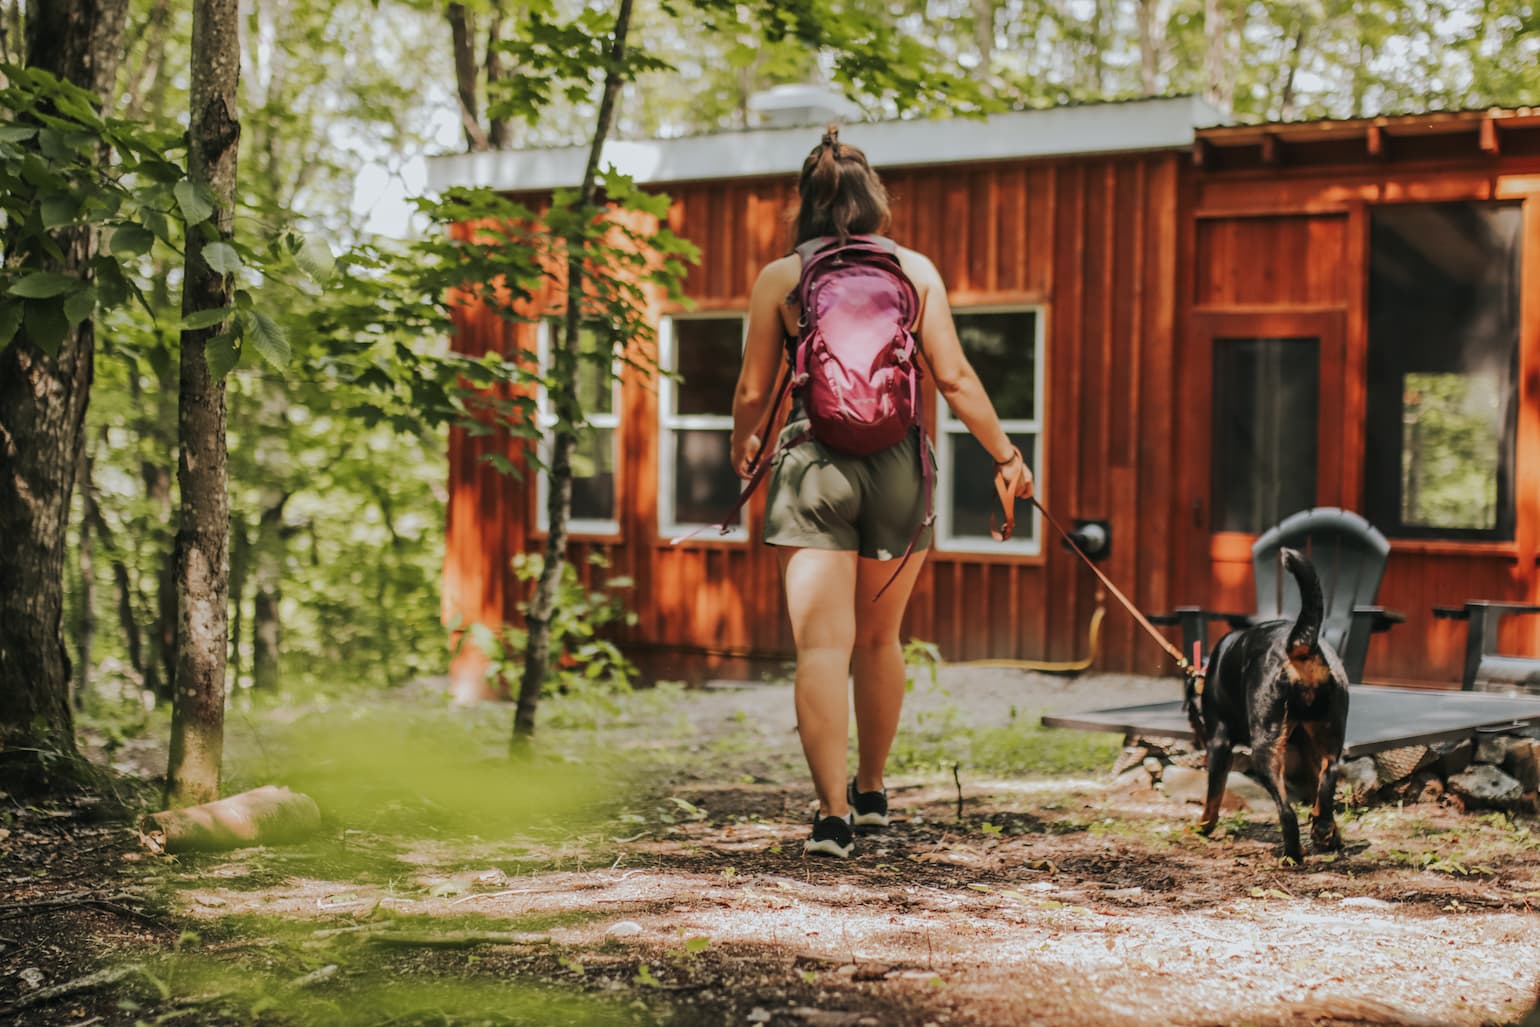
[730,128,1034,858]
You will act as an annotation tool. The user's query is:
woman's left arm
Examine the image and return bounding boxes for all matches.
[730,259,793,477]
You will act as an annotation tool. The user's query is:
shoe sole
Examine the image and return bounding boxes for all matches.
[851,811,889,828]
[803,837,854,858]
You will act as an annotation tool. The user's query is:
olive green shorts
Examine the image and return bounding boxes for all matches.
[762,420,933,561]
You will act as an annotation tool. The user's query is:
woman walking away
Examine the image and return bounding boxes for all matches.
[730,127,1034,858]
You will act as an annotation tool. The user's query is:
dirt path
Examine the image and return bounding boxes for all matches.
[5,669,1540,1026]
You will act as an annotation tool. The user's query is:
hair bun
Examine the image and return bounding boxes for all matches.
[820,124,841,152]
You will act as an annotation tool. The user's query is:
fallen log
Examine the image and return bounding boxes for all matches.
[140,786,322,854]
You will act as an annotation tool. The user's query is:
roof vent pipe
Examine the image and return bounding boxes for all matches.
[745,84,862,130]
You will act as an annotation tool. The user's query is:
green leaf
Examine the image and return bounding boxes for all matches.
[8,271,79,298]
[244,309,290,369]
[295,234,335,282]
[41,193,77,229]
[201,241,241,275]
[204,333,241,380]
[180,306,233,331]
[0,125,37,143]
[174,179,214,225]
[24,301,69,355]
[108,224,155,258]
[62,286,97,326]
[0,303,22,348]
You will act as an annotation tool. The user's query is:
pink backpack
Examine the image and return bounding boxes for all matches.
[677,234,934,594]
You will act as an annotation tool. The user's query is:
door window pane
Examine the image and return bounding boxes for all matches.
[946,432,1037,539]
[1366,202,1520,539]
[954,310,1037,420]
[1211,338,1318,534]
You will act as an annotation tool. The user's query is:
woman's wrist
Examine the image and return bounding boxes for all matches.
[993,444,1020,467]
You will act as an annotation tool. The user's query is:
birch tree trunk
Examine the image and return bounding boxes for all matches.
[513,0,634,743]
[0,0,129,794]
[166,0,240,807]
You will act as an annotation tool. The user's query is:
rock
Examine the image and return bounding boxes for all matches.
[1157,765,1207,804]
[1372,745,1431,785]
[1338,757,1378,797]
[1113,767,1154,792]
[747,1008,771,1024]
[1112,745,1150,776]
[1224,772,1275,813]
[18,967,43,990]
[1503,738,1540,791]
[1157,765,1271,812]
[1414,773,1445,805]
[1475,733,1517,765]
[605,920,644,939]
[1141,756,1165,781]
[1447,764,1523,809]
[790,1007,865,1026]
[1432,738,1474,777]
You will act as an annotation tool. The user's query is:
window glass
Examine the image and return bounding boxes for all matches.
[538,321,619,532]
[1365,202,1520,539]
[1210,338,1318,534]
[660,315,746,537]
[672,318,741,416]
[937,308,1043,553]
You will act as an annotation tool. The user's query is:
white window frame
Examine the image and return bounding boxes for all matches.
[935,304,1046,555]
[535,319,621,537]
[658,312,748,541]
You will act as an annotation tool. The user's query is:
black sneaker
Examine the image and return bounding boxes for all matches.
[803,812,855,858]
[848,780,889,829]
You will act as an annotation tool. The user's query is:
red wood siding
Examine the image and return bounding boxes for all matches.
[1186,153,1540,686]
[444,152,1186,685]
[443,131,1540,690]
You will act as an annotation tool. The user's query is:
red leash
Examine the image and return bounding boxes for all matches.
[993,477,1201,685]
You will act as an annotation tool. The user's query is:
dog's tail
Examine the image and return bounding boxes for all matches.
[1281,547,1330,682]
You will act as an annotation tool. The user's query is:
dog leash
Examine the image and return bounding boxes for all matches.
[993,476,1203,689]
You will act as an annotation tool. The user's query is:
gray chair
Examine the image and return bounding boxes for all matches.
[1432,602,1540,692]
[1151,507,1402,682]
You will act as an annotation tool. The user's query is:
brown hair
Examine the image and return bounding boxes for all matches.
[793,125,890,246]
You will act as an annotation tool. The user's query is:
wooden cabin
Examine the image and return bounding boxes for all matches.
[428,98,1540,699]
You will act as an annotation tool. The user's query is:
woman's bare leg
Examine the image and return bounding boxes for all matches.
[850,553,927,793]
[779,547,859,817]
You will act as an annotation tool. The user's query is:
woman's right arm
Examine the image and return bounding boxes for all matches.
[907,253,1035,499]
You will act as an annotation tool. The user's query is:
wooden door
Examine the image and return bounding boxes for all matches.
[1175,309,1348,611]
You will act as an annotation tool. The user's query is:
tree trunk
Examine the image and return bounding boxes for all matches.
[166,0,239,808]
[514,0,634,743]
[82,464,146,685]
[1278,21,1307,121]
[228,515,248,689]
[75,456,95,711]
[0,0,130,795]
[484,0,511,149]
[970,0,994,72]
[1136,0,1164,96]
[448,3,490,152]
[1202,0,1234,114]
[250,497,285,692]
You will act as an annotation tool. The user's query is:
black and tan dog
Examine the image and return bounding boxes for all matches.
[1184,548,1349,862]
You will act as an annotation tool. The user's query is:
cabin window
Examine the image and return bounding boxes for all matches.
[1210,337,1320,534]
[536,320,620,535]
[1364,202,1521,540]
[936,307,1044,555]
[659,314,747,540]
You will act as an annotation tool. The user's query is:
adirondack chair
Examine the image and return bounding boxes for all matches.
[1431,601,1540,692]
[1151,507,1403,683]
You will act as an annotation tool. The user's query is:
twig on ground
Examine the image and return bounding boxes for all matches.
[953,763,964,822]
[287,964,339,990]
[0,964,144,1018]
[362,931,551,949]
[447,888,544,906]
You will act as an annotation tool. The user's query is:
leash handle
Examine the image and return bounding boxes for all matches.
[1030,496,1193,675]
